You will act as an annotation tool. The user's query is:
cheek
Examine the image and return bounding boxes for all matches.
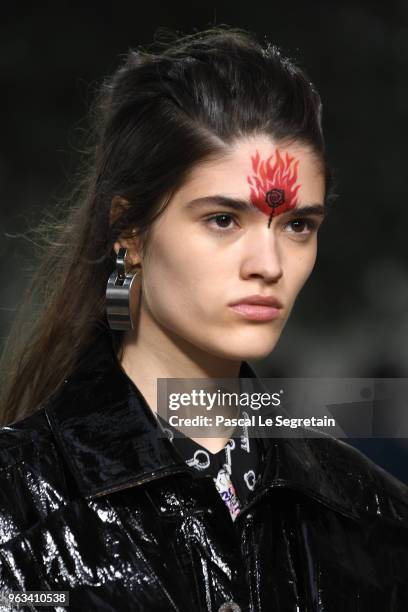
[141,232,213,321]
[285,242,317,296]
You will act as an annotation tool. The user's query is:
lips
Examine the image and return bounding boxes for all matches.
[229,294,283,308]
[228,295,283,321]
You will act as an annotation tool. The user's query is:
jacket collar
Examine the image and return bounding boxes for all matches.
[45,330,259,499]
[45,330,408,523]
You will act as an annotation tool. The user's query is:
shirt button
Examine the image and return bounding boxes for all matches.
[218,602,241,612]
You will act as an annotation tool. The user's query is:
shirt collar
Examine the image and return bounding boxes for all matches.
[45,330,408,523]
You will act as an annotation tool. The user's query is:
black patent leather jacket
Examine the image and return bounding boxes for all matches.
[0,332,407,611]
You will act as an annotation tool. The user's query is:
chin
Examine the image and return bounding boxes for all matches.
[236,345,277,361]
[227,328,284,360]
[205,336,281,363]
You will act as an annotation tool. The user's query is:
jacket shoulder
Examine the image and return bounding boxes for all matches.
[0,409,54,467]
[0,408,72,547]
[314,434,408,523]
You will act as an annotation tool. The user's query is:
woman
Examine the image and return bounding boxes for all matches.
[0,27,407,612]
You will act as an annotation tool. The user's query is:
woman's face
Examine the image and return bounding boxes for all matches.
[131,135,325,361]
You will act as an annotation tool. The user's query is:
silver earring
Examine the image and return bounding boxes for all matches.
[106,247,141,330]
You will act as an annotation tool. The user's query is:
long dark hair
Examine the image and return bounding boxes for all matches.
[0,26,331,425]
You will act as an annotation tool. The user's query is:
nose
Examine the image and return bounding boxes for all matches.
[240,230,283,283]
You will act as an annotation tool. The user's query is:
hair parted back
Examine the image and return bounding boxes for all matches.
[0,25,330,425]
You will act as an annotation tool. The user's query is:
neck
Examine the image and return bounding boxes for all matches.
[118,306,242,413]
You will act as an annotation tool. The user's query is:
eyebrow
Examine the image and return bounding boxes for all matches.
[185,195,326,218]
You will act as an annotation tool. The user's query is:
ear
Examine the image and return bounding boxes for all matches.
[110,196,142,267]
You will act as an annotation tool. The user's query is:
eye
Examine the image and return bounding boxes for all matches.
[284,218,319,237]
[205,213,238,231]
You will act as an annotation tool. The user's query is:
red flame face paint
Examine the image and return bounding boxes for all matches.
[247,149,301,227]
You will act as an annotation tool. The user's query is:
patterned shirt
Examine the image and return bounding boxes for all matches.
[159,417,261,521]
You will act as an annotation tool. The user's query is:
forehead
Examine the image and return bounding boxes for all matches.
[173,135,325,205]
